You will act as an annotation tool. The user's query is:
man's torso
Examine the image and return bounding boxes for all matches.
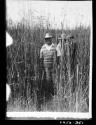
[41,43,56,68]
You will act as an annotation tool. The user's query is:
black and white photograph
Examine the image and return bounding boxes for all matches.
[6,0,92,119]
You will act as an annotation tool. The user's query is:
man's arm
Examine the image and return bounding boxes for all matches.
[56,44,61,66]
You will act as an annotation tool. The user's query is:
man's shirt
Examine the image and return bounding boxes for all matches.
[40,43,60,68]
[56,42,62,57]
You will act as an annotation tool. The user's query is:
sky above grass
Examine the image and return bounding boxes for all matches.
[6,0,92,29]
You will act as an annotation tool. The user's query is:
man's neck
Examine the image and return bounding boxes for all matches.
[46,43,52,46]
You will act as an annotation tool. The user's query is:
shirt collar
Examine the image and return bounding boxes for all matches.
[45,43,54,50]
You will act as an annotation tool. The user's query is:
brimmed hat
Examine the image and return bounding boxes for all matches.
[57,33,66,40]
[45,33,52,39]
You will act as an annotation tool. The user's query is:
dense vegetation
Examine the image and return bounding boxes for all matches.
[7,22,90,112]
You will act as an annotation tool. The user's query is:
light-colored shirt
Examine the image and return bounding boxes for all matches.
[56,42,62,56]
[40,43,58,68]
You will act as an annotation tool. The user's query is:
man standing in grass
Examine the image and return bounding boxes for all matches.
[56,37,62,63]
[39,33,61,101]
[66,34,78,93]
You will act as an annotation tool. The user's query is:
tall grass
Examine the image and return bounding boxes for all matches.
[7,21,90,112]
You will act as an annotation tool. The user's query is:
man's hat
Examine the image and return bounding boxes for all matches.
[58,37,62,40]
[57,33,66,40]
[45,33,52,39]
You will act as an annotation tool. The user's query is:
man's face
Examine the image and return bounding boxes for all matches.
[45,38,52,45]
[58,39,62,44]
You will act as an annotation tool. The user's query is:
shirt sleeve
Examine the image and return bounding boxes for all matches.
[40,47,43,59]
[56,43,62,57]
